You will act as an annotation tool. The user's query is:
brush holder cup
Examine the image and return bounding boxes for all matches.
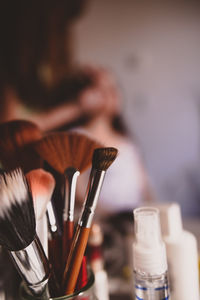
[19,268,98,300]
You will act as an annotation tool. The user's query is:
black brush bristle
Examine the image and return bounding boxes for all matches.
[92,147,118,170]
[0,169,36,251]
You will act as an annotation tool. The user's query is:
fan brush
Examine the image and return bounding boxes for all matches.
[33,131,102,264]
[33,131,101,174]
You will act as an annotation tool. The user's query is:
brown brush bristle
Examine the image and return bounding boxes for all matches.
[0,120,43,172]
[34,131,102,174]
[92,147,118,170]
[67,132,102,172]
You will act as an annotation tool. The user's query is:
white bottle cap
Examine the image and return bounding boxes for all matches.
[133,207,167,275]
[157,202,183,238]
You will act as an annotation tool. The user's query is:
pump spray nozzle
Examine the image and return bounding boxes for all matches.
[133,207,167,276]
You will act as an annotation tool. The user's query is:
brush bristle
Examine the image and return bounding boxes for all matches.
[0,120,42,147]
[0,168,36,251]
[92,147,118,170]
[0,119,43,172]
[67,132,102,172]
[34,131,102,173]
[26,169,55,220]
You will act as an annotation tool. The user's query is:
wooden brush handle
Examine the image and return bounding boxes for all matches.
[62,225,91,295]
[62,220,74,265]
[48,235,62,282]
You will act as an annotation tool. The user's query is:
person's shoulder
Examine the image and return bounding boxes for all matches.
[117,136,141,157]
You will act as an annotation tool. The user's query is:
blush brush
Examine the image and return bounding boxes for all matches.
[62,147,118,295]
[0,168,58,297]
[26,168,62,283]
[26,168,56,256]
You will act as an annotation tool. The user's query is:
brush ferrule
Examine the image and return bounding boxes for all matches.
[64,167,80,222]
[79,170,105,228]
[10,235,50,297]
[46,202,58,235]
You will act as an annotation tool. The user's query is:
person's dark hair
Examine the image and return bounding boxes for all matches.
[58,112,129,138]
[0,0,89,109]
[112,115,129,135]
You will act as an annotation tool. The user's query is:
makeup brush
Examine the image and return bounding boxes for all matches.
[0,168,58,297]
[62,167,80,265]
[46,197,63,283]
[62,133,102,267]
[33,131,101,174]
[62,147,118,295]
[0,119,43,172]
[26,169,56,256]
[26,169,62,283]
[33,131,101,261]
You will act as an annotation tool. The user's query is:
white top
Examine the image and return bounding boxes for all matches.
[78,136,147,214]
[99,140,145,213]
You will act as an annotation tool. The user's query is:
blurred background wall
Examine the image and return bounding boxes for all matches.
[73,0,200,216]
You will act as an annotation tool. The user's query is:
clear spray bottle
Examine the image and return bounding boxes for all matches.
[132,207,170,300]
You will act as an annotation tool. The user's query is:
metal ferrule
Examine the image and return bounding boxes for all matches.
[63,167,80,222]
[79,169,106,228]
[46,201,58,235]
[10,235,50,296]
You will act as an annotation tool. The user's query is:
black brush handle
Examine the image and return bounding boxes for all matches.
[10,235,58,297]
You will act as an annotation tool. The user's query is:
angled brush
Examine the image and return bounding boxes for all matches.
[0,119,43,172]
[62,147,118,295]
[0,168,58,297]
[26,169,56,256]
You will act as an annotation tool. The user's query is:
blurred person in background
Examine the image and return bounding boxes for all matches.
[68,65,155,215]
[69,66,156,284]
[0,0,91,129]
[0,1,155,297]
[0,0,154,213]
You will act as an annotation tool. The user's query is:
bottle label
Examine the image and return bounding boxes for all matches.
[135,284,170,300]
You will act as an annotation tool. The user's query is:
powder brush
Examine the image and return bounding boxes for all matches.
[0,119,43,172]
[0,168,58,297]
[62,147,118,295]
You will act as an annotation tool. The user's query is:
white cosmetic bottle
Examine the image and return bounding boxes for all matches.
[132,207,170,300]
[158,202,200,300]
